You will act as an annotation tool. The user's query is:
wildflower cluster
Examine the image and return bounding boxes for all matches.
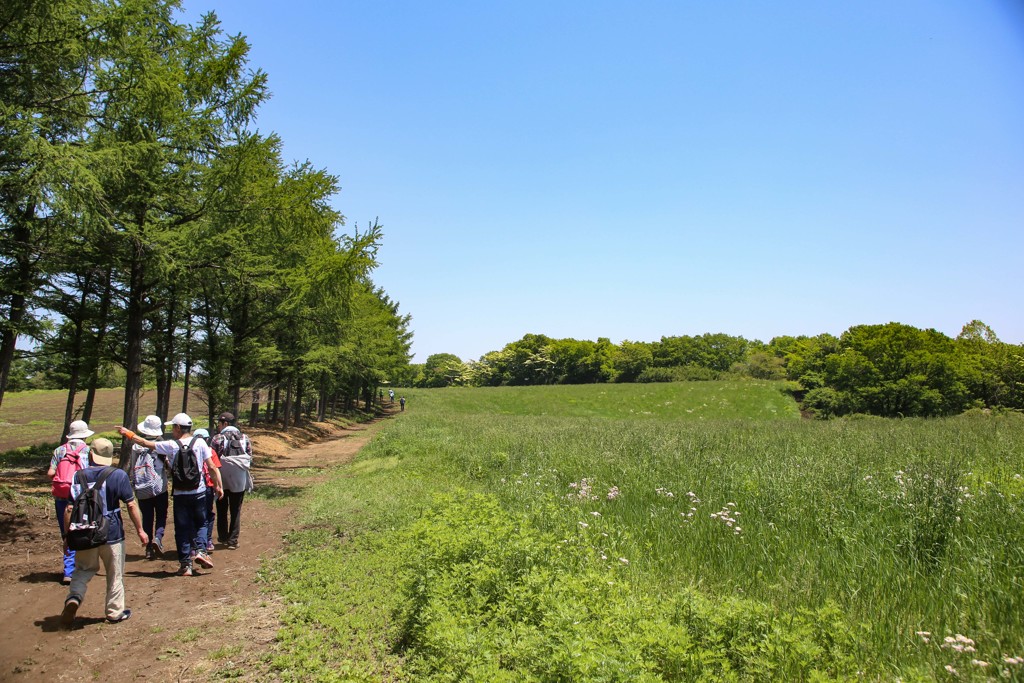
[566,478,598,501]
[680,491,700,523]
[710,502,742,535]
[606,486,620,501]
[942,634,976,654]
[654,487,675,499]
[918,629,1023,677]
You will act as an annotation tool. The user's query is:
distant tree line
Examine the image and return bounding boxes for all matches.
[1,1,412,445]
[410,321,1023,418]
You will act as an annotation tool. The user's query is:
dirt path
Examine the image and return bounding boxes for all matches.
[0,414,393,681]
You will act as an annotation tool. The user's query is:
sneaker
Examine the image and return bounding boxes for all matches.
[177,564,193,577]
[60,598,80,628]
[153,536,164,554]
[226,542,238,550]
[62,575,72,585]
[145,544,154,561]
[194,551,214,569]
[206,541,215,553]
[106,609,132,624]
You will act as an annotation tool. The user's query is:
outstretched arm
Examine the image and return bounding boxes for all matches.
[117,427,157,451]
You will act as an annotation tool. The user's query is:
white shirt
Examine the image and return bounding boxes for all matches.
[154,436,214,496]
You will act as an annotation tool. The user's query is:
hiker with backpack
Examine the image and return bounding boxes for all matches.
[118,413,223,577]
[60,438,148,628]
[127,415,169,560]
[48,420,93,584]
[191,428,220,557]
[211,412,254,549]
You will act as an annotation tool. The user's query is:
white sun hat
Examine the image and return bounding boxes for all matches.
[66,420,94,440]
[137,415,164,437]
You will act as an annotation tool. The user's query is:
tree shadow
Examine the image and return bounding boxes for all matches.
[0,513,37,545]
[248,482,304,502]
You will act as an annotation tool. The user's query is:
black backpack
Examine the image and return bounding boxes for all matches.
[67,467,115,551]
[216,431,248,458]
[171,436,202,491]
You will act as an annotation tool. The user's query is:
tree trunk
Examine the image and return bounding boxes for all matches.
[182,315,192,414]
[282,379,292,430]
[293,372,303,427]
[249,387,260,427]
[271,382,280,424]
[61,276,92,442]
[81,267,112,424]
[121,239,147,468]
[0,210,34,412]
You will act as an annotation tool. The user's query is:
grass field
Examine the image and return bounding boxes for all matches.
[269,382,1024,681]
[0,387,212,453]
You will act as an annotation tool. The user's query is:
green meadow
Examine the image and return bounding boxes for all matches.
[270,382,1024,681]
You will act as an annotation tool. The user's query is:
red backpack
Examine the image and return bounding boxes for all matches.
[52,442,88,499]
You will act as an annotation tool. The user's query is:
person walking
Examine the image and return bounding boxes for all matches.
[211,412,253,550]
[127,415,169,560]
[192,428,219,556]
[399,396,406,411]
[60,438,148,628]
[118,413,222,576]
[48,420,93,584]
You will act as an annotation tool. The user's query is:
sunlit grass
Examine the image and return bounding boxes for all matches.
[272,383,1024,680]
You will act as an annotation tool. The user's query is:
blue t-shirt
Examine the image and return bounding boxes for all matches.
[69,466,135,544]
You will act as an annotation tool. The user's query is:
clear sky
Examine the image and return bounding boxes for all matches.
[183,1,1024,361]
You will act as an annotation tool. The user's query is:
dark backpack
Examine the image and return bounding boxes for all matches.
[215,431,248,458]
[171,436,202,491]
[67,467,115,551]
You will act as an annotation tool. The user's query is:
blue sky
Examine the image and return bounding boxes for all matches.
[184,1,1024,361]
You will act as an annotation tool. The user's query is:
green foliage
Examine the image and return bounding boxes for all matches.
[270,385,1024,680]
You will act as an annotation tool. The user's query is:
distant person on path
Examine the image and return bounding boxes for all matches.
[399,396,406,411]
[211,412,254,549]
[127,415,169,560]
[118,413,223,576]
[60,438,148,628]
[191,428,220,557]
[48,420,93,584]
[389,389,395,404]
[379,390,384,404]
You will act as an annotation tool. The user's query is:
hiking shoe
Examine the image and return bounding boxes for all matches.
[194,551,214,569]
[60,598,80,628]
[227,542,238,550]
[177,564,193,577]
[153,536,164,553]
[62,575,72,585]
[145,544,155,561]
[107,609,132,624]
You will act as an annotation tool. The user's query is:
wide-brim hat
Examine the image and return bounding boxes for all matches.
[66,420,94,440]
[137,415,164,437]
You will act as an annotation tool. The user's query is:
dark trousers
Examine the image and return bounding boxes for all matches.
[138,492,168,545]
[173,492,207,566]
[216,490,245,545]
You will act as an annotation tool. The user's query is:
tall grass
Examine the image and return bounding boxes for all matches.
[271,383,1024,681]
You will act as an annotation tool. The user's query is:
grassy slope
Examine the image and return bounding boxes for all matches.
[0,387,209,452]
[273,383,1023,680]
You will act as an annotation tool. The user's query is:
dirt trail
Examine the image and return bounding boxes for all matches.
[0,413,393,681]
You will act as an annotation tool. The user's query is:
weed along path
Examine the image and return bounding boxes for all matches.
[0,413,393,681]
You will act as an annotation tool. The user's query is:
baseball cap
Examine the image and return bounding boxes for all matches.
[218,412,236,423]
[164,413,193,428]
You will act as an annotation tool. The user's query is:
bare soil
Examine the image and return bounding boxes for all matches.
[0,413,394,681]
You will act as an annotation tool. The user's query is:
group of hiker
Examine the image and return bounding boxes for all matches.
[48,411,254,627]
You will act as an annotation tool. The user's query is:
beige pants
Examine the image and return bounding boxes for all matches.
[67,540,126,620]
